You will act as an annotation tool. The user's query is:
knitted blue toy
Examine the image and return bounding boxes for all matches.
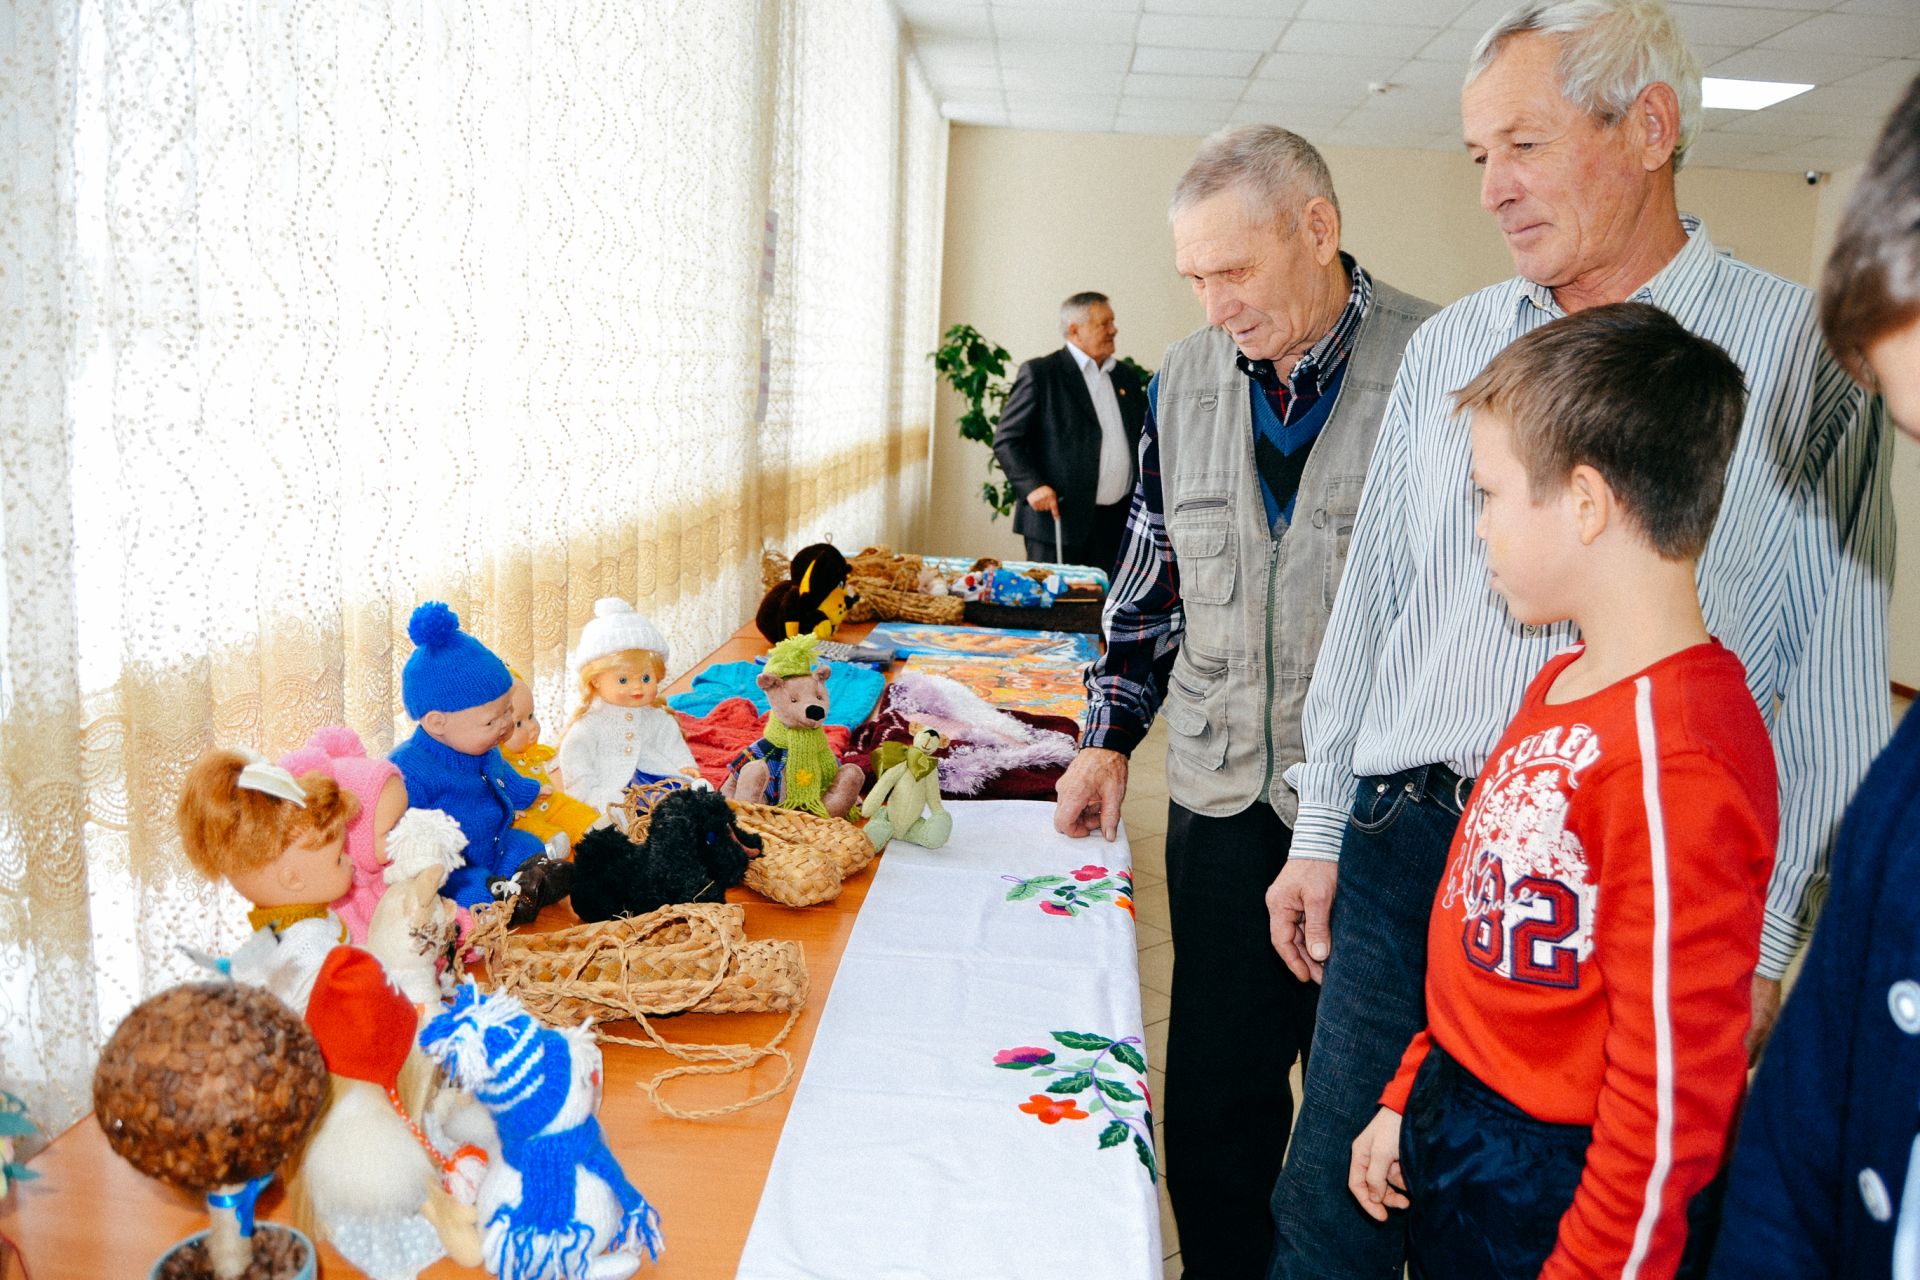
[420,984,663,1279]
[391,602,557,913]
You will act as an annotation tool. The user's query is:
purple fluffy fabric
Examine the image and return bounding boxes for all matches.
[883,673,1078,796]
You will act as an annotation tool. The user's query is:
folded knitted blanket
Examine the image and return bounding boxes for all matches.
[666,659,885,727]
[844,673,1079,801]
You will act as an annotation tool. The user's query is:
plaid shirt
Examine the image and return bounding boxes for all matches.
[1083,259,1374,755]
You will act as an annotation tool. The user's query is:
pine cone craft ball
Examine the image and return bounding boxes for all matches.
[93,982,327,1191]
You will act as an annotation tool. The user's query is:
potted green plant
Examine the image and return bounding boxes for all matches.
[930,324,1017,518]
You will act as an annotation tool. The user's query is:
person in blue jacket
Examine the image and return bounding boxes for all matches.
[1708,71,1920,1280]
[389,601,570,924]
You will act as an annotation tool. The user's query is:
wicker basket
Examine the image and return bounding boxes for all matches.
[612,785,870,907]
[468,900,810,1120]
[857,583,965,624]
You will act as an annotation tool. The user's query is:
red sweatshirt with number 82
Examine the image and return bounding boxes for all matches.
[1381,642,1777,1279]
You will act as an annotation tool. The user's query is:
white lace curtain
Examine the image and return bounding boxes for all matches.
[0,0,945,1134]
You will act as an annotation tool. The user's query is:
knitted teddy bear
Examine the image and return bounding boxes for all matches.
[569,788,764,922]
[388,601,572,926]
[721,634,863,819]
[419,984,664,1280]
[861,725,952,850]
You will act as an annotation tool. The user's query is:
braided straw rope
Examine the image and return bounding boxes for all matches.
[469,902,808,1120]
[855,583,964,624]
[613,785,875,906]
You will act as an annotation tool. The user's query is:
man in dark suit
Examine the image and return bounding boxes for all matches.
[991,291,1147,572]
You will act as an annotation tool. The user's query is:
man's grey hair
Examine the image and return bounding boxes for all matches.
[1059,290,1109,337]
[1167,125,1339,230]
[1467,0,1702,170]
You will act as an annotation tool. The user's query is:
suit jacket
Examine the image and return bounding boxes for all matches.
[991,346,1147,544]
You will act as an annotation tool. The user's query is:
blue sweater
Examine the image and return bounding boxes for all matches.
[390,726,544,907]
[1709,707,1920,1279]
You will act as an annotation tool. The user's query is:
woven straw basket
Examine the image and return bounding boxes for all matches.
[855,582,964,624]
[469,900,809,1119]
[613,783,874,907]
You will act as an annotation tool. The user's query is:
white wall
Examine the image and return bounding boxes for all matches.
[931,124,1825,570]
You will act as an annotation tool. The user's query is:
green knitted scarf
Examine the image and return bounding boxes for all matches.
[764,715,838,816]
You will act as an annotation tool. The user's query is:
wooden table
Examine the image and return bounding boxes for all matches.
[1,620,884,1278]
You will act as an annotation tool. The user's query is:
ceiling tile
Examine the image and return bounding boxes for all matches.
[1258,49,1410,85]
[1241,76,1371,110]
[1132,45,1264,76]
[1134,12,1289,50]
[1449,0,1516,32]
[1388,58,1471,92]
[1415,27,1483,66]
[1760,12,1920,59]
[998,42,1135,71]
[1707,46,1888,82]
[911,35,999,67]
[1004,88,1116,109]
[1228,101,1351,132]
[992,7,1139,43]
[1124,71,1249,100]
[1667,4,1820,48]
[1837,0,1920,15]
[1115,99,1235,124]
[991,0,1143,11]
[1279,20,1438,60]
[1325,120,1454,148]
[1832,58,1920,92]
[895,1,994,40]
[1294,0,1459,24]
[927,63,1003,90]
[1113,115,1213,136]
[1143,0,1306,15]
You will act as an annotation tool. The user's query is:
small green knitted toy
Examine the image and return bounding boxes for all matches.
[722,635,863,818]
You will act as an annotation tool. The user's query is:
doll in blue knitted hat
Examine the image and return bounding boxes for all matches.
[390,602,572,926]
[420,983,664,1280]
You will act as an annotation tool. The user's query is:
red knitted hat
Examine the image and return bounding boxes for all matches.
[303,947,416,1090]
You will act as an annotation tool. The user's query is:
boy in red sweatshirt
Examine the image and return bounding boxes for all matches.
[1347,300,1778,1280]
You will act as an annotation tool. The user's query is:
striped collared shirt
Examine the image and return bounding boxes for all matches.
[1285,215,1892,979]
[1083,260,1377,754]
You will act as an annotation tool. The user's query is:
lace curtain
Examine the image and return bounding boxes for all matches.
[0,0,944,1134]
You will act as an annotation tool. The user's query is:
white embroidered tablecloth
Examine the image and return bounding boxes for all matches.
[737,798,1161,1280]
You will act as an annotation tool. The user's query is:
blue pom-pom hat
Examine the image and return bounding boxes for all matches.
[401,601,512,719]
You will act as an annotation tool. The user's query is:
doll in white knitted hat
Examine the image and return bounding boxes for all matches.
[556,598,706,820]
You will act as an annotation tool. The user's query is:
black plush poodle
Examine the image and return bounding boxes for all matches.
[570,788,765,922]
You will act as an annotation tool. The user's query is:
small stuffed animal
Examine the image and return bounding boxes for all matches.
[365,806,468,1005]
[862,725,952,850]
[755,543,852,644]
[570,789,763,922]
[722,635,863,818]
[419,985,664,1280]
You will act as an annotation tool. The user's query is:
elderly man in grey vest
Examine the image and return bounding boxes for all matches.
[1265,3,1891,1277]
[1052,125,1434,1278]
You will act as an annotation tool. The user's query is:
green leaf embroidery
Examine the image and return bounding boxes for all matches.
[1098,1121,1129,1150]
[1052,1031,1114,1051]
[995,1056,1051,1070]
[1110,1042,1148,1074]
[1026,876,1068,888]
[1004,882,1041,902]
[1134,1134,1159,1182]
[1045,1072,1093,1095]
[1096,1077,1143,1103]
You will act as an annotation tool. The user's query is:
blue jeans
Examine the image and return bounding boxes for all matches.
[1267,765,1468,1280]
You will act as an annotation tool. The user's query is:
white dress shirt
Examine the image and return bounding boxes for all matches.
[1285,216,1892,979]
[1069,341,1131,506]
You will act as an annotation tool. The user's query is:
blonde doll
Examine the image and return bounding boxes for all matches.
[556,597,704,819]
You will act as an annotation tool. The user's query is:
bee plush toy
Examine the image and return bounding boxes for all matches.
[755,543,852,644]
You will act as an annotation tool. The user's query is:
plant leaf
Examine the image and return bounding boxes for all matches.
[1110,1042,1148,1074]
[1134,1134,1159,1182]
[1098,1121,1129,1150]
[1004,882,1041,902]
[1096,1077,1142,1103]
[1052,1031,1114,1051]
[1045,1073,1093,1095]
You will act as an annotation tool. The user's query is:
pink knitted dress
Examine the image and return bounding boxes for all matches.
[280,726,405,944]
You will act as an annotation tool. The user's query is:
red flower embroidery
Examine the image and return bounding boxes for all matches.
[1019,1094,1090,1125]
[1072,864,1109,882]
[1039,900,1073,916]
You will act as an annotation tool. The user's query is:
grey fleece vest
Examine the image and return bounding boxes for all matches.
[1157,280,1435,822]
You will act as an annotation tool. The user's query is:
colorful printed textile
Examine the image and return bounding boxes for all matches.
[738,799,1159,1279]
[866,622,1099,664]
[919,554,1109,595]
[664,658,885,726]
[900,653,1089,722]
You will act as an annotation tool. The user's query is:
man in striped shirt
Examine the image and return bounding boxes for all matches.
[1266,3,1891,1278]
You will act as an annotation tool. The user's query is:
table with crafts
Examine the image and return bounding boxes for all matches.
[2,605,1162,1279]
